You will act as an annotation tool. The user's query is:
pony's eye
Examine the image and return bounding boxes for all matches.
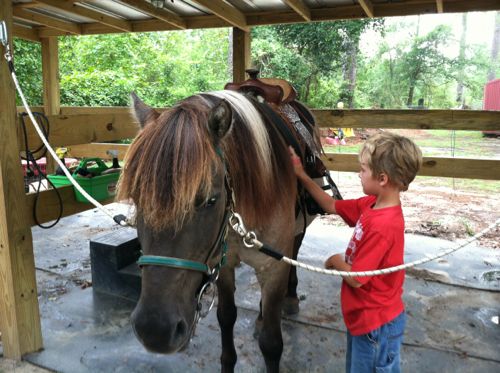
[195,195,218,209]
[205,197,217,207]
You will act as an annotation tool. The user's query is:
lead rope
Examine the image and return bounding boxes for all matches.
[229,212,500,277]
[1,21,129,227]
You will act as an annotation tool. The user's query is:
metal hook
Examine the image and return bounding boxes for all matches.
[229,212,247,237]
[0,21,8,47]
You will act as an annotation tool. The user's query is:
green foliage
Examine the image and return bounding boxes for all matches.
[58,29,230,107]
[12,16,495,110]
[253,20,383,103]
[13,39,42,106]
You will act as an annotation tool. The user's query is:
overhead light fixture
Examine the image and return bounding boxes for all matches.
[150,0,165,8]
[150,0,174,8]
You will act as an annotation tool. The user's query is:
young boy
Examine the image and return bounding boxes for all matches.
[290,132,422,373]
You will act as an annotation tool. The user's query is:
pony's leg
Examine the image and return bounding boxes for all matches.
[217,266,237,373]
[256,262,289,373]
[253,300,263,339]
[283,233,304,315]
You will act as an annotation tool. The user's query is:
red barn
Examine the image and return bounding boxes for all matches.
[483,79,500,136]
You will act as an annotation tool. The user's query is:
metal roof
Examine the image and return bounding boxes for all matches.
[11,0,500,40]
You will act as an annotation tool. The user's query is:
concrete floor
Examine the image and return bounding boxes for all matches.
[3,203,499,372]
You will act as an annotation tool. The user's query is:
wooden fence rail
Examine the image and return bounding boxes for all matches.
[20,107,500,226]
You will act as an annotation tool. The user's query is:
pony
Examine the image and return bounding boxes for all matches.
[118,89,322,372]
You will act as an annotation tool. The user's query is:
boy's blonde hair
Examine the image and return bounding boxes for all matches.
[359,132,422,191]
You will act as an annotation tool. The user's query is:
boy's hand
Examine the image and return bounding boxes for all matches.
[289,146,306,178]
[324,253,345,270]
[325,254,362,288]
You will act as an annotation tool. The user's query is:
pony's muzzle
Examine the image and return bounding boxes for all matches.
[131,305,190,354]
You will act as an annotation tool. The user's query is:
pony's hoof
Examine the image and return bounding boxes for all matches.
[282,296,300,315]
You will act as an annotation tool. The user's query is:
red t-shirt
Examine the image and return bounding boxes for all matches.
[335,195,405,336]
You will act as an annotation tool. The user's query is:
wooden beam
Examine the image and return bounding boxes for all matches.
[64,141,500,181]
[17,113,140,149]
[38,22,121,38]
[16,109,500,152]
[25,186,115,226]
[232,28,251,83]
[191,0,249,31]
[41,37,60,116]
[358,0,374,18]
[0,0,43,359]
[311,109,500,131]
[282,0,311,21]
[436,0,444,13]
[13,6,81,34]
[35,0,133,32]
[67,143,130,161]
[13,24,40,42]
[117,0,187,29]
[41,36,60,174]
[323,154,500,180]
[375,0,499,18]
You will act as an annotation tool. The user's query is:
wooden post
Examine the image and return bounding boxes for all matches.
[41,36,60,174]
[232,27,251,83]
[0,0,43,359]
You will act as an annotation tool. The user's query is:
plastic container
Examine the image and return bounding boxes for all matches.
[47,158,120,203]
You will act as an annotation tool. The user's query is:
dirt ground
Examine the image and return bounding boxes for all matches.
[321,173,499,249]
[319,129,499,250]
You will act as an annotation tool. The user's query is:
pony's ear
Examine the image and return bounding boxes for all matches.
[208,99,232,144]
[130,92,159,129]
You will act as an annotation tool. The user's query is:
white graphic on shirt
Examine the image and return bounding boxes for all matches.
[345,219,364,265]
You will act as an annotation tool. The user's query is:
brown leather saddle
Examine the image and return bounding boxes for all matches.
[224,68,297,106]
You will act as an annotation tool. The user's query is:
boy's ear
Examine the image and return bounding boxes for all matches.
[378,173,389,186]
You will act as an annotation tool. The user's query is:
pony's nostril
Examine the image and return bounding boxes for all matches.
[174,319,187,340]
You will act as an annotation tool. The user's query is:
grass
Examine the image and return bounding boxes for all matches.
[323,130,500,159]
[416,176,500,193]
[322,129,500,193]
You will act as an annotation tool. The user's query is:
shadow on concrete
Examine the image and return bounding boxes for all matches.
[20,203,500,372]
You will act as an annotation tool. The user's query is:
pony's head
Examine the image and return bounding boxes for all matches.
[120,93,232,353]
[118,91,295,353]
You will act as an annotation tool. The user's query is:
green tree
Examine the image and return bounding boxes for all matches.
[12,39,42,106]
[401,25,455,107]
[253,20,383,106]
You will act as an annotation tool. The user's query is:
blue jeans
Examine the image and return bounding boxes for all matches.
[346,311,406,373]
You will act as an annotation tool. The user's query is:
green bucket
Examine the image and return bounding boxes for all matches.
[47,158,120,203]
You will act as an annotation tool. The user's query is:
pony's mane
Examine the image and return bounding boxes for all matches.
[117,91,295,231]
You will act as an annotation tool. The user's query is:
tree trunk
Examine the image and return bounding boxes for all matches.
[342,39,359,108]
[407,84,415,107]
[487,11,500,82]
[303,74,311,102]
[456,13,467,106]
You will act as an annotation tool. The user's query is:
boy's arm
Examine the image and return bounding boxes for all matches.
[289,147,337,214]
[325,254,362,288]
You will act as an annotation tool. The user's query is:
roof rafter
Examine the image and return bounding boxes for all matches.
[13,6,81,34]
[358,0,374,18]
[282,0,311,21]
[13,24,41,42]
[117,0,186,30]
[436,0,444,13]
[190,0,248,31]
[34,0,133,32]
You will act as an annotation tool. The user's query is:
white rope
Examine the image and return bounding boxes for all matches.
[4,48,128,226]
[235,213,499,277]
